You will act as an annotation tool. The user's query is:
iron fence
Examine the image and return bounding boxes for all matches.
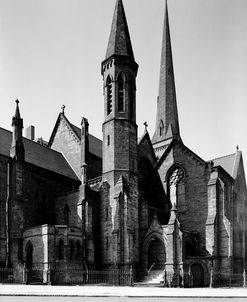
[51,268,133,286]
[0,265,246,288]
[0,267,14,283]
[212,272,244,288]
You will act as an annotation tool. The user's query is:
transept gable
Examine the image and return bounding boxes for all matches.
[155,139,207,171]
[48,112,81,149]
[48,111,102,159]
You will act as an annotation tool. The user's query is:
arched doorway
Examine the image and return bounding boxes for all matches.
[148,237,166,270]
[191,263,204,287]
[26,241,33,269]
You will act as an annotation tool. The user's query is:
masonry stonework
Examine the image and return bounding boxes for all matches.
[0,0,246,288]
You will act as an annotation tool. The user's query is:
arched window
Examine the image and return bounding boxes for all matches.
[69,241,74,261]
[58,239,65,260]
[106,76,113,115]
[64,204,70,225]
[168,166,185,211]
[117,73,124,112]
[129,81,135,119]
[25,241,33,269]
[159,120,164,136]
[184,236,198,257]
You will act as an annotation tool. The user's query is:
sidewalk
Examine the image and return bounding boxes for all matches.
[1,284,247,297]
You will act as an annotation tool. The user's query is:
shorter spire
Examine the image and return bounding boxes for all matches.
[14,99,21,119]
[105,0,134,59]
[10,99,25,160]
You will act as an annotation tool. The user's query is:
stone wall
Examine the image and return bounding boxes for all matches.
[158,142,210,258]
[5,157,79,266]
[0,155,9,265]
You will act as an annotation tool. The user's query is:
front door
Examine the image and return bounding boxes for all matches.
[191,263,204,287]
[148,237,166,270]
[26,241,33,269]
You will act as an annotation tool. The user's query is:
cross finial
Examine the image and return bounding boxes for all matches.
[61,104,65,114]
[144,121,148,131]
[15,99,19,105]
[236,145,239,151]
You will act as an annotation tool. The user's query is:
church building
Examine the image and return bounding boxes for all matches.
[0,0,246,287]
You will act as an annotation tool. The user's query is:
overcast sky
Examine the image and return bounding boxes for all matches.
[0,0,246,172]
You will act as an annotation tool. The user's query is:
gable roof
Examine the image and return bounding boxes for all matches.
[69,122,102,159]
[155,139,207,170]
[0,127,80,182]
[211,152,238,179]
[49,113,102,159]
[138,130,157,166]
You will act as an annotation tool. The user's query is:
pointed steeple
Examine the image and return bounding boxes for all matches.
[105,0,134,59]
[15,99,21,118]
[81,117,89,185]
[10,99,25,160]
[152,0,181,146]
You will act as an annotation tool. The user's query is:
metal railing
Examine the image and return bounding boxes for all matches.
[212,272,245,288]
[148,262,155,274]
[0,265,246,288]
[51,268,133,286]
[0,267,14,283]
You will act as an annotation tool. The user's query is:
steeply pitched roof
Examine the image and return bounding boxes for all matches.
[211,153,238,179]
[49,113,102,159]
[105,0,134,59]
[152,0,181,145]
[138,130,157,167]
[69,123,102,158]
[0,127,80,182]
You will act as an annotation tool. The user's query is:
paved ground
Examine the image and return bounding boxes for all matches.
[1,285,247,298]
[1,297,247,302]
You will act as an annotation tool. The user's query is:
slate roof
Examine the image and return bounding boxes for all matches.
[105,0,134,59]
[211,153,237,178]
[0,127,80,181]
[69,123,102,159]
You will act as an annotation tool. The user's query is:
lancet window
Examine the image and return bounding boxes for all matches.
[106,76,113,115]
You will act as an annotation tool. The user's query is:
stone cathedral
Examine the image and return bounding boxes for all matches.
[0,0,246,287]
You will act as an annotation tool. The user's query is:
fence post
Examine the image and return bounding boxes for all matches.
[22,263,27,284]
[179,267,184,288]
[163,269,167,287]
[47,264,51,285]
[209,263,213,288]
[188,266,192,287]
[130,266,134,286]
[243,269,246,288]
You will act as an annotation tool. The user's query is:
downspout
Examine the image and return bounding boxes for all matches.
[5,160,11,267]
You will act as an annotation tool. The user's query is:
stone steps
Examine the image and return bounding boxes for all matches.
[135,270,164,286]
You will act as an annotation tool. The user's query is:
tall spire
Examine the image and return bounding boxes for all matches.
[105,0,134,59]
[152,0,181,146]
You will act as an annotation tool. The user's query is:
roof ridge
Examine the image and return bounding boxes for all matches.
[69,121,102,142]
[210,153,236,162]
[0,126,67,157]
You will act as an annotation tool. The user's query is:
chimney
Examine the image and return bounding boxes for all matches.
[26,125,35,141]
